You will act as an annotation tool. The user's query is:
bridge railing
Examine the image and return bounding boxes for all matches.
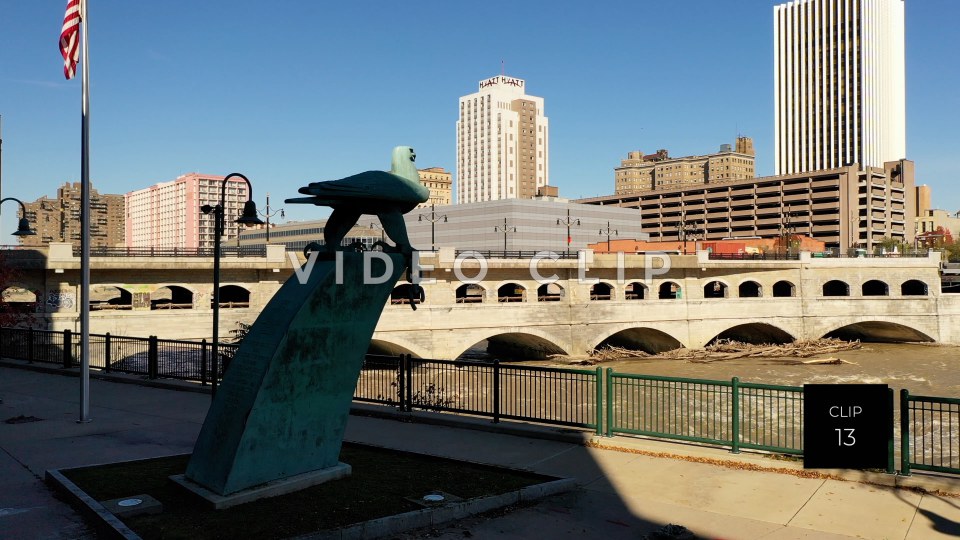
[708,252,801,261]
[71,245,267,258]
[454,250,581,260]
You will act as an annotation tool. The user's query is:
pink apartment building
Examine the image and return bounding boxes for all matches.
[125,173,250,249]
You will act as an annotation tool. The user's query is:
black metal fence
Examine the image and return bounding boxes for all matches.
[72,245,267,258]
[1,327,957,475]
[454,250,581,260]
[0,327,236,386]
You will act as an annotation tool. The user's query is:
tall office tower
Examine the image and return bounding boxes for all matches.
[457,75,549,204]
[20,182,125,248]
[774,0,905,175]
[125,173,250,249]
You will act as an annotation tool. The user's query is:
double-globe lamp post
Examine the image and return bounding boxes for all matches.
[258,193,285,243]
[557,209,580,255]
[200,173,263,396]
[418,204,447,251]
[494,217,516,252]
[0,197,38,239]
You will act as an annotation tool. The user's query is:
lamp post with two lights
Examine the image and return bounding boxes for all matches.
[200,173,263,396]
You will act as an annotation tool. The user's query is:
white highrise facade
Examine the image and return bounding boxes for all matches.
[457,75,549,204]
[774,0,905,175]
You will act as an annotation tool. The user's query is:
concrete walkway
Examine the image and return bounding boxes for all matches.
[1,365,958,540]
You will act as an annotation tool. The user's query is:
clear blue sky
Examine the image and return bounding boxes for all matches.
[2,1,958,237]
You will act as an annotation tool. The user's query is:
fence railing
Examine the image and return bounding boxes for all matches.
[355,356,601,430]
[0,327,237,386]
[454,250,581,260]
[72,245,267,258]
[708,253,801,261]
[901,390,960,475]
[2,327,958,475]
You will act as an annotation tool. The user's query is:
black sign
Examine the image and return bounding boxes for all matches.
[803,384,892,469]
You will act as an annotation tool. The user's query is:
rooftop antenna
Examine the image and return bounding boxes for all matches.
[501,59,505,76]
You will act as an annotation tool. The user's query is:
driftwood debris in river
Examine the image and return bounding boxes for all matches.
[578,338,861,365]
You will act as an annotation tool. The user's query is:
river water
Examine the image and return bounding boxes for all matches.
[470,342,960,398]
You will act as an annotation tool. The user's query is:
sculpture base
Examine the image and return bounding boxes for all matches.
[170,463,351,510]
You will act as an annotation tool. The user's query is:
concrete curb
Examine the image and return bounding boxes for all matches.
[45,469,142,540]
[293,478,577,540]
[45,454,575,540]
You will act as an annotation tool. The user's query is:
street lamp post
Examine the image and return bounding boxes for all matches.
[0,197,37,239]
[493,217,516,252]
[557,209,580,255]
[369,222,385,243]
[258,193,285,244]
[678,222,701,255]
[600,221,618,252]
[200,173,263,396]
[418,204,447,251]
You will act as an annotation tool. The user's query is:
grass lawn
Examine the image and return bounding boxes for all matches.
[61,442,552,540]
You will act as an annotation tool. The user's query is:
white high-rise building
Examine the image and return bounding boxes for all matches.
[457,75,549,204]
[774,0,905,175]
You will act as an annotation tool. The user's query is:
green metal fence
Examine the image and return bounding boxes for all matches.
[604,371,805,454]
[901,390,960,475]
[3,326,960,475]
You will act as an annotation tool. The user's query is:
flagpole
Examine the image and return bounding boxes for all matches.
[79,0,91,423]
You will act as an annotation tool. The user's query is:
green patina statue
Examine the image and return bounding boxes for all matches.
[180,148,428,506]
[286,146,430,254]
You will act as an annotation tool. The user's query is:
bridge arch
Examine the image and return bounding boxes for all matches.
[822,320,935,343]
[706,322,795,345]
[496,282,527,303]
[368,338,429,359]
[151,284,194,310]
[0,284,39,313]
[455,283,485,303]
[390,283,423,306]
[822,280,850,297]
[900,280,928,296]
[737,280,763,298]
[703,279,730,299]
[216,285,250,308]
[452,328,570,360]
[592,325,684,354]
[590,281,614,301]
[625,281,647,300]
[90,285,133,310]
[537,282,564,302]
[772,280,796,297]
[657,281,682,300]
[861,279,889,297]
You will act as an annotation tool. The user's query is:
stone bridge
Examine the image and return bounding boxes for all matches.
[3,243,958,359]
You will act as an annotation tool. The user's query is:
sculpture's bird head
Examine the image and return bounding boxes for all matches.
[390,146,419,184]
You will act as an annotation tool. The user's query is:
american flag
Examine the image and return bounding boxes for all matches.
[60,0,81,80]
